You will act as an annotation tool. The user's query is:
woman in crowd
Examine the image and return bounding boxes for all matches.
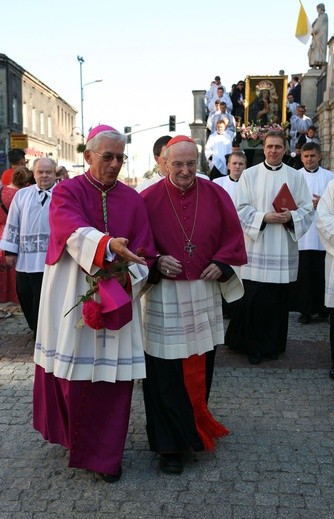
[0,166,30,310]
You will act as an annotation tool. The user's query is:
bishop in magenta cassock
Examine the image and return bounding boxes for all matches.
[33,125,157,482]
[140,135,247,474]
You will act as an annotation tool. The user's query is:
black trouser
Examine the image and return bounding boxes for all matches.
[290,250,327,316]
[330,309,334,365]
[16,271,43,336]
[225,280,290,356]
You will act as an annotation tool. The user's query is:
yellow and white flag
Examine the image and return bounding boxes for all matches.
[295,0,312,44]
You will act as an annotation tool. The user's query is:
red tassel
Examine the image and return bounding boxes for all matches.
[182,354,230,451]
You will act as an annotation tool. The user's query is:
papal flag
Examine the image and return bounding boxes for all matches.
[295,0,312,44]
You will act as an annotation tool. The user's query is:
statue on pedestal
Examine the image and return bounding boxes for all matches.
[308,4,328,68]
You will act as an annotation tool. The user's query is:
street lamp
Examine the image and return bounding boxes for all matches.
[77,55,103,165]
[77,56,84,144]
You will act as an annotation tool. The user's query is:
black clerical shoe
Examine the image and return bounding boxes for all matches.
[298,314,312,324]
[317,311,329,320]
[329,367,334,380]
[265,352,279,360]
[248,352,262,365]
[159,453,183,474]
[101,466,122,483]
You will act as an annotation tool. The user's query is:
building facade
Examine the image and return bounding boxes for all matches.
[0,54,81,175]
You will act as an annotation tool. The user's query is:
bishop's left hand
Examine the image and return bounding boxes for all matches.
[200,263,222,280]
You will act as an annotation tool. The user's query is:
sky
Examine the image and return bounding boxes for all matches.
[1,0,334,175]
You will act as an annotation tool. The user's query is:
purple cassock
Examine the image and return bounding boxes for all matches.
[33,170,157,477]
[140,175,247,455]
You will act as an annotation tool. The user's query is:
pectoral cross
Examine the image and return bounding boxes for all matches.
[184,241,196,257]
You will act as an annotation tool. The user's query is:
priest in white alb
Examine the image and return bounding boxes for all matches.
[225,131,313,364]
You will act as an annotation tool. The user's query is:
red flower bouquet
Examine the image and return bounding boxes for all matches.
[82,300,105,329]
[65,249,146,330]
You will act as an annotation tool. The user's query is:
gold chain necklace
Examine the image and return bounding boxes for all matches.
[84,173,117,234]
[165,181,199,256]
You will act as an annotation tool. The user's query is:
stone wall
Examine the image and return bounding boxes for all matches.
[315,35,334,171]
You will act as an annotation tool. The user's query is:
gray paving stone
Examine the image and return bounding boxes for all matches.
[1,309,334,517]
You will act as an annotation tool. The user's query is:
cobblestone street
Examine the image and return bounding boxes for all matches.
[1,308,334,519]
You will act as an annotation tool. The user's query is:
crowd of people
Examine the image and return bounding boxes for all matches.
[0,150,69,321]
[0,67,333,483]
[203,74,319,177]
[202,74,333,362]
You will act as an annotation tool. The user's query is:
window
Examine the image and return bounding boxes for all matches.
[23,103,28,130]
[12,97,18,124]
[32,108,36,131]
[48,116,52,138]
[40,112,45,135]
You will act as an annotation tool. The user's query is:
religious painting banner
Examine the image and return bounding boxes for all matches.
[244,75,288,126]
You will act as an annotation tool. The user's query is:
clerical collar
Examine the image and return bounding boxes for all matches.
[304,167,319,173]
[168,175,196,193]
[264,161,283,171]
[228,176,239,182]
[87,170,117,191]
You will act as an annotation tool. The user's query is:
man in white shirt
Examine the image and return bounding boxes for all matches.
[206,100,220,138]
[297,126,320,147]
[208,86,233,114]
[205,76,225,112]
[205,119,233,179]
[290,105,313,152]
[213,150,247,319]
[286,93,299,120]
[316,179,334,379]
[213,151,247,201]
[291,142,334,324]
[0,157,56,337]
[211,102,236,139]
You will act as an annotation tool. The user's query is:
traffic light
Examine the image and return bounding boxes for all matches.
[124,126,131,143]
[169,115,176,132]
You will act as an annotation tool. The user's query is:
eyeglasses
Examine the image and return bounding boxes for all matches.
[168,160,197,169]
[92,151,128,163]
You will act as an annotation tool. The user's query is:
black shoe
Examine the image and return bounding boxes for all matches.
[317,312,329,320]
[101,466,122,483]
[298,314,312,324]
[265,353,279,360]
[329,367,334,380]
[159,453,183,474]
[248,353,262,365]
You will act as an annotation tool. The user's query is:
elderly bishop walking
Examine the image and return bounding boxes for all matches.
[140,135,247,474]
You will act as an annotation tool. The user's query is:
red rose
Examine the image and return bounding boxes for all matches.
[82,300,105,330]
